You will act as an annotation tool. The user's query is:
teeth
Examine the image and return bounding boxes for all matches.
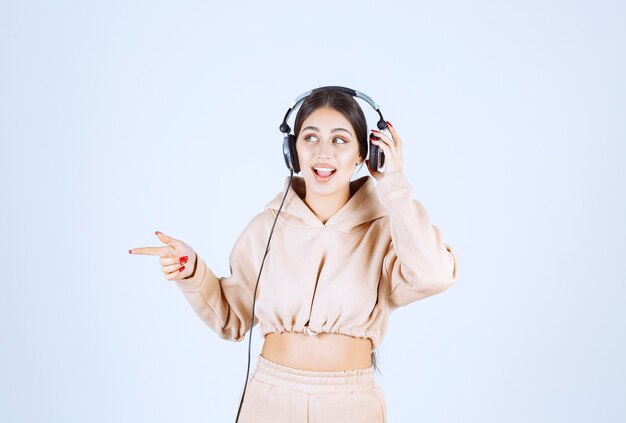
[313,167,336,171]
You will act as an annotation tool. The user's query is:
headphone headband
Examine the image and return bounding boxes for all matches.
[279,85,387,134]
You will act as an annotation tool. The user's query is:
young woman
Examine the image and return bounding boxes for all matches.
[129,88,459,422]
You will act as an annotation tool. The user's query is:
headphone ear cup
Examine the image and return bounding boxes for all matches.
[289,134,300,173]
[282,136,291,171]
[368,138,379,172]
[282,134,300,173]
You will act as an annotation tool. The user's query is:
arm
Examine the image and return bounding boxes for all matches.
[172,216,266,342]
[376,171,459,308]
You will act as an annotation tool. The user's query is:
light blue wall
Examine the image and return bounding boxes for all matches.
[2,1,624,421]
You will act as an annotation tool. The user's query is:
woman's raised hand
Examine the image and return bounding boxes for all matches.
[129,231,197,280]
[366,120,404,181]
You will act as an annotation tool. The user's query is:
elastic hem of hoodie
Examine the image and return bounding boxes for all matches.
[261,325,381,350]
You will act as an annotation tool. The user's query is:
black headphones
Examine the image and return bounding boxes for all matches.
[279,85,388,173]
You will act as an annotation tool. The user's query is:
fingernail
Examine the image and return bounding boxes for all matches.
[371,129,379,132]
[128,249,133,254]
[179,266,185,272]
[155,231,160,235]
[386,120,393,127]
[180,256,188,261]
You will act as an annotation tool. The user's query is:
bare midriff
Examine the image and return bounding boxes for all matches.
[261,331,373,372]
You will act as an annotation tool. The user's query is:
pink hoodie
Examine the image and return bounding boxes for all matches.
[174,171,458,350]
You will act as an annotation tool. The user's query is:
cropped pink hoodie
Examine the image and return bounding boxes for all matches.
[173,171,458,350]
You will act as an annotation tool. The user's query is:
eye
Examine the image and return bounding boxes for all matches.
[302,134,349,144]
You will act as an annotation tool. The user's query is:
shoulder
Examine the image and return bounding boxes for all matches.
[237,209,276,240]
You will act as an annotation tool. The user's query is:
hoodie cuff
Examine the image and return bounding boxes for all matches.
[174,255,208,292]
[375,171,412,205]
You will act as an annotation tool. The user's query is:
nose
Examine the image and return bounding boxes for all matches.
[315,139,333,159]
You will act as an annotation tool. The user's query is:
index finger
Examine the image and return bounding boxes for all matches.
[386,121,402,147]
[129,246,168,256]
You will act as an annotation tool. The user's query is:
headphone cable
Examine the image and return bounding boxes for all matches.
[234,169,294,422]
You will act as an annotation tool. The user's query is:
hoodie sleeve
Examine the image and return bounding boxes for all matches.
[375,171,459,308]
[172,214,268,342]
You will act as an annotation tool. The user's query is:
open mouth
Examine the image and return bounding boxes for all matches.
[312,166,337,181]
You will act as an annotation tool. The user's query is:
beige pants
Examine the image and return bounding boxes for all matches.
[237,354,387,423]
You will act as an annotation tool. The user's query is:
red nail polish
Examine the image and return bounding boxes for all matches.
[128,249,133,254]
[155,231,160,235]
[180,256,188,261]
[179,266,185,272]
[386,121,393,127]
[371,129,379,132]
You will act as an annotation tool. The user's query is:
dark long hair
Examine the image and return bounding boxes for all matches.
[293,88,381,374]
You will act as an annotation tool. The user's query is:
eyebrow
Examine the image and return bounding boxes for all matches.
[302,126,352,136]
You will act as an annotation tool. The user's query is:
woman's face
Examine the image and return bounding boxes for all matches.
[295,106,362,199]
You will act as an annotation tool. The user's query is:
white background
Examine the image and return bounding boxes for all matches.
[2,1,625,421]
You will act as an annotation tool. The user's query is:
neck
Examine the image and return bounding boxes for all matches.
[303,185,351,224]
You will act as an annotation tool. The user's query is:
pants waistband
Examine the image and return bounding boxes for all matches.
[254,354,375,387]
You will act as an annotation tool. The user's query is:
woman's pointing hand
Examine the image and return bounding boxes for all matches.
[129,231,197,280]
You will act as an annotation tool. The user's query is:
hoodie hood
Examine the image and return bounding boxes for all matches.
[263,174,388,233]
